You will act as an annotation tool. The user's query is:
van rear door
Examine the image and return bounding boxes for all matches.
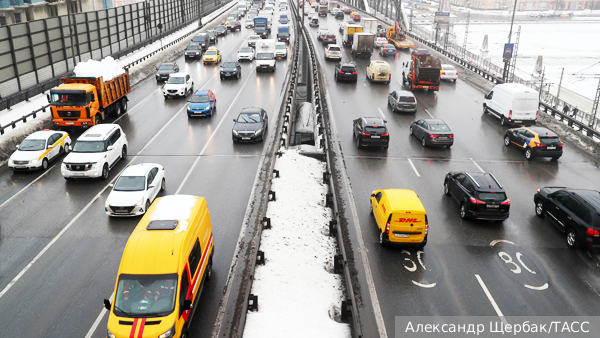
[512,92,538,121]
[388,212,426,243]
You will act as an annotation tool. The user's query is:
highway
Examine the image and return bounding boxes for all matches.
[303,6,600,337]
[0,10,293,337]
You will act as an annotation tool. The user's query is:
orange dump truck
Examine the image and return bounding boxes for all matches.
[48,71,130,128]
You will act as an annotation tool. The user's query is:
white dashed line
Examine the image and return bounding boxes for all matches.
[408,158,420,177]
[470,158,485,173]
[84,293,113,338]
[475,274,505,318]
[424,108,434,119]
[378,108,386,119]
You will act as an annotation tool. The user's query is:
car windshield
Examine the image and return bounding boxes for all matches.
[216,26,225,31]
[223,62,237,68]
[539,136,561,145]
[19,139,46,151]
[384,44,395,49]
[240,47,253,53]
[72,141,105,153]
[477,192,507,202]
[167,77,185,84]
[207,31,215,36]
[237,113,261,123]
[186,45,199,50]
[192,36,206,43]
[341,66,355,72]
[430,124,450,132]
[399,96,415,102]
[158,64,174,70]
[276,45,286,50]
[444,65,456,71]
[50,93,88,106]
[206,51,218,55]
[279,31,290,36]
[113,273,178,318]
[365,126,387,134]
[329,46,341,51]
[113,176,146,191]
[246,20,253,24]
[256,53,272,60]
[191,94,210,103]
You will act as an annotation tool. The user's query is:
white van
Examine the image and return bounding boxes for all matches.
[483,83,539,126]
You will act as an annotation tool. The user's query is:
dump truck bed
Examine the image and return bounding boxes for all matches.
[61,72,130,109]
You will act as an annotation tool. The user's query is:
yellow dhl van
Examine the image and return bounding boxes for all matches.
[370,189,428,247]
[105,195,214,338]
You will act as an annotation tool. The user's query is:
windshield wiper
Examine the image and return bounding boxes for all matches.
[239,116,249,123]
[113,304,134,317]
[248,117,259,123]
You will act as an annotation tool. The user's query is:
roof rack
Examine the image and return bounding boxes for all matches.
[489,173,503,189]
[465,172,480,188]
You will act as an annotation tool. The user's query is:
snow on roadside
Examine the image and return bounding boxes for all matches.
[243,148,351,338]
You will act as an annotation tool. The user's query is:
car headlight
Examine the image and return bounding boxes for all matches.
[136,199,144,207]
[255,128,262,135]
[90,162,98,169]
[105,201,110,208]
[107,329,116,338]
[233,130,239,136]
[31,159,39,164]
[8,159,14,165]
[158,324,176,338]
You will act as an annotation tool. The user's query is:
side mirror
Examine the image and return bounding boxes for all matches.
[109,183,114,187]
[107,146,114,151]
[16,145,20,149]
[149,185,154,189]
[187,99,190,102]
[47,145,53,149]
[233,119,237,122]
[183,299,193,311]
[46,94,50,103]
[371,193,376,197]
[103,299,111,311]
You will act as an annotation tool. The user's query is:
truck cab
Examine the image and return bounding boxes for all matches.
[255,39,277,72]
[254,17,269,38]
[50,84,100,127]
[277,25,290,43]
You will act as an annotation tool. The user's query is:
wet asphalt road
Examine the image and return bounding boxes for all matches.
[304,9,600,337]
[0,14,292,337]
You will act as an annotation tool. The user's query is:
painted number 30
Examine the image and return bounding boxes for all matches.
[498,252,536,274]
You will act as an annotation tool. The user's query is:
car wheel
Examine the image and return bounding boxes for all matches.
[64,143,71,154]
[356,136,361,148]
[161,178,165,191]
[460,203,467,219]
[566,228,577,249]
[535,200,544,217]
[121,146,127,160]
[334,74,338,82]
[42,158,49,170]
[220,76,224,80]
[237,72,240,79]
[206,259,213,280]
[483,104,488,114]
[504,135,511,146]
[121,99,128,113]
[145,200,150,213]
[113,102,122,117]
[421,137,427,147]
[525,148,533,160]
[444,181,450,196]
[94,114,101,126]
[101,163,109,180]
[453,79,457,83]
[500,116,506,126]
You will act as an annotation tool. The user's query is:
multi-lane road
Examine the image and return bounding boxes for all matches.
[306,6,600,337]
[0,11,292,337]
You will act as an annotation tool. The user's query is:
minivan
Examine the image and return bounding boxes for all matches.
[483,83,539,126]
[105,195,214,338]
[366,60,391,84]
[370,189,429,247]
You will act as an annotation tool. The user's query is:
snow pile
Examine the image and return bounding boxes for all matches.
[295,102,314,134]
[73,56,125,81]
[243,149,350,338]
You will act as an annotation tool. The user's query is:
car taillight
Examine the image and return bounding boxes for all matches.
[455,72,458,75]
[586,228,600,237]
[385,222,390,234]
[381,133,389,136]
[533,141,546,148]
[536,110,539,115]
[372,73,375,78]
[424,223,429,235]
[361,132,370,136]
[338,70,344,74]
[428,133,439,138]
[352,71,357,74]
[509,110,512,118]
[449,134,454,138]
[558,143,564,148]
[501,199,511,205]
[442,72,446,75]
[470,197,486,205]
[389,74,392,78]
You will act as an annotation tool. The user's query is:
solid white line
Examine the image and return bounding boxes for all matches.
[137,104,189,155]
[408,158,420,177]
[475,274,505,317]
[325,87,388,338]
[175,66,257,195]
[378,108,386,119]
[423,108,434,119]
[0,163,57,209]
[84,292,113,338]
[470,158,485,173]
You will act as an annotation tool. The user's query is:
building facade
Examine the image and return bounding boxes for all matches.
[112,0,143,7]
[449,0,600,10]
[0,0,111,26]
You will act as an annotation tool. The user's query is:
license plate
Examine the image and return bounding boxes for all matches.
[15,166,26,169]
[395,234,409,238]
[242,137,251,140]
[379,73,385,76]
[262,65,268,68]
[438,137,447,140]
[547,146,556,150]
[487,204,499,208]
[72,172,84,176]
[65,122,74,125]
[116,210,128,213]
[423,86,429,89]
[514,120,522,123]
[371,135,380,138]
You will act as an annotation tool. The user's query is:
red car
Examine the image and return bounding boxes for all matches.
[353,14,361,21]
[227,20,241,31]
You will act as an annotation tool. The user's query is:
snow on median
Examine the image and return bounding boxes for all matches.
[243,148,351,338]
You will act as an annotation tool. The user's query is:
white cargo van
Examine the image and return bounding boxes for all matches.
[483,83,539,126]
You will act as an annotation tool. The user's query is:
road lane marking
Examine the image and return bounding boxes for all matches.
[470,158,485,173]
[0,163,58,209]
[490,239,516,246]
[412,281,436,288]
[423,108,434,119]
[524,283,549,291]
[408,158,420,177]
[417,250,427,270]
[137,104,189,155]
[324,85,388,338]
[84,292,113,338]
[175,66,257,194]
[475,274,505,318]
[378,107,386,119]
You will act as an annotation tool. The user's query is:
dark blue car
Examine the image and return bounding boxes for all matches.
[380,44,397,57]
[187,90,217,117]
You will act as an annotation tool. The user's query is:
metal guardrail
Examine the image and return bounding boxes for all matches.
[343,1,600,140]
[296,3,363,337]
[0,3,235,137]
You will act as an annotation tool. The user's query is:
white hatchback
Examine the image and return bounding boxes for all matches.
[238,46,255,61]
[374,37,388,48]
[9,130,71,171]
[163,72,194,98]
[324,44,342,61]
[105,163,165,216]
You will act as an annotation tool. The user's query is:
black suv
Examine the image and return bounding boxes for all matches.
[444,172,510,221]
[534,188,600,249]
[334,63,358,83]
[352,117,389,149]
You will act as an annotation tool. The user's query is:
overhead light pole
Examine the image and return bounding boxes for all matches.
[502,0,518,82]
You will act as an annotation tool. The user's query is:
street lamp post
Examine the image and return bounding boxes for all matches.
[502,0,518,81]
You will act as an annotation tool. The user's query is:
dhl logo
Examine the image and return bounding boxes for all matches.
[395,218,421,223]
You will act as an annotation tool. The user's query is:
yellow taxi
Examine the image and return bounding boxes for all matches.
[224,16,236,25]
[370,189,429,247]
[503,126,563,160]
[8,129,71,171]
[105,195,215,338]
[202,47,222,65]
